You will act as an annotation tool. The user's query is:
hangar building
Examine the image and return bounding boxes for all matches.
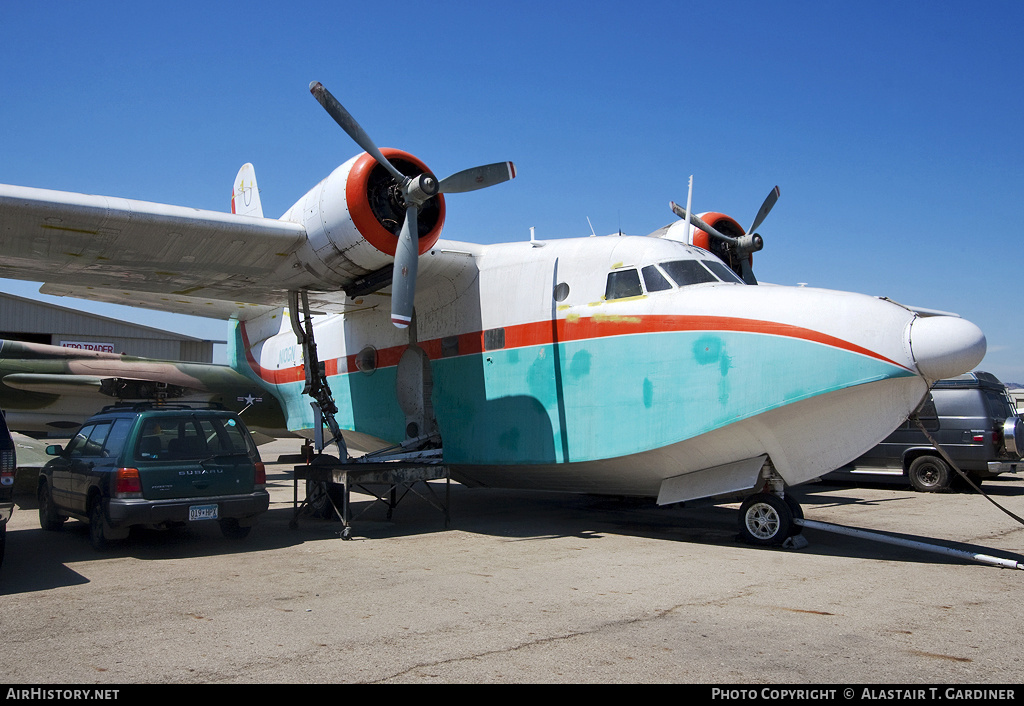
[0,292,218,362]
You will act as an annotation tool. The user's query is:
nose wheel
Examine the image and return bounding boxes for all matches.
[738,492,804,546]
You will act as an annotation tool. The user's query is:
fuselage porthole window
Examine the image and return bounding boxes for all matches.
[355,346,378,374]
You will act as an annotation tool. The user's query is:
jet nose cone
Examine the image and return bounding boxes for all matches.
[908,315,986,381]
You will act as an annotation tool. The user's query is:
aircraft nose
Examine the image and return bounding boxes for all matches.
[908,315,986,381]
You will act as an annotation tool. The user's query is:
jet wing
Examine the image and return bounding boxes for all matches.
[0,184,307,309]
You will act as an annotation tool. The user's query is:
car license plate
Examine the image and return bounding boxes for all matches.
[189,504,219,521]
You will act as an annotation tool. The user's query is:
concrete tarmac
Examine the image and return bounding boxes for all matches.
[1,437,1022,684]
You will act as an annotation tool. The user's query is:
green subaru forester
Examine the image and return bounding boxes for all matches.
[38,404,269,550]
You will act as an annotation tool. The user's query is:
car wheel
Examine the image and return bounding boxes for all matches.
[908,455,951,492]
[38,482,66,531]
[738,493,794,546]
[0,523,6,568]
[88,501,111,551]
[219,518,251,540]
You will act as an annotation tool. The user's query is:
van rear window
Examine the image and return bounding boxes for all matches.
[984,390,1015,419]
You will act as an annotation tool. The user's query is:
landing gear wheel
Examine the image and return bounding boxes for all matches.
[738,493,794,547]
[781,493,804,537]
[908,455,951,492]
[305,479,333,519]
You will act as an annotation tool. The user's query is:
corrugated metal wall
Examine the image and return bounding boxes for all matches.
[0,293,215,362]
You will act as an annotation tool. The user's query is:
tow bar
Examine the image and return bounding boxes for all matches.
[793,517,1024,570]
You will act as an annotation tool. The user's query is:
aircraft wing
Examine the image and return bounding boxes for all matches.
[37,282,285,321]
[0,184,307,313]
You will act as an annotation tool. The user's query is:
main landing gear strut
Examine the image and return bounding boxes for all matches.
[289,290,348,459]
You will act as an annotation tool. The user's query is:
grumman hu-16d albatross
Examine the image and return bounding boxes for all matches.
[0,82,986,545]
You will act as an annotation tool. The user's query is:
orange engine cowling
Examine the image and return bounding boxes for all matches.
[690,212,751,276]
[282,148,446,288]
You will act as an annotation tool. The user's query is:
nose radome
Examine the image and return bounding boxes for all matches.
[908,315,987,381]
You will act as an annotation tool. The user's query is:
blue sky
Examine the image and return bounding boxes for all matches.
[1,1,1021,382]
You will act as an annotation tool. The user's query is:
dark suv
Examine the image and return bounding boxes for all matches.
[38,404,269,549]
[828,371,1022,491]
[1,410,15,566]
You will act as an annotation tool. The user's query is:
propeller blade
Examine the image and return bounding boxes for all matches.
[738,255,758,285]
[670,201,737,245]
[309,81,407,184]
[747,185,780,235]
[438,162,517,194]
[390,204,420,328]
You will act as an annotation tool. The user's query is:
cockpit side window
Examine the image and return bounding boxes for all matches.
[660,260,718,287]
[605,269,643,300]
[702,260,745,284]
[641,265,672,292]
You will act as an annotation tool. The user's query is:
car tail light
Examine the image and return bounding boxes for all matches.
[254,461,266,488]
[0,449,14,486]
[115,467,143,498]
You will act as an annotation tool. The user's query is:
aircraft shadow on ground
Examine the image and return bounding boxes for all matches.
[296,480,1024,570]
[5,477,1022,595]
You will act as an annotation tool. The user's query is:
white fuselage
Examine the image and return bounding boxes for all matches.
[234,234,983,500]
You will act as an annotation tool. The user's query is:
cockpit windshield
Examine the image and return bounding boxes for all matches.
[660,260,718,287]
[604,258,745,301]
[701,260,745,284]
[602,260,749,301]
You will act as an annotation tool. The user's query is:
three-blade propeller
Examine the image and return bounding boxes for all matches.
[669,185,779,285]
[310,81,515,328]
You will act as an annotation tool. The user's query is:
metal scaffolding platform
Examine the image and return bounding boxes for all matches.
[291,453,450,538]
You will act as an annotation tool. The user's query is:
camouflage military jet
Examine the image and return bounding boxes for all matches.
[0,338,288,441]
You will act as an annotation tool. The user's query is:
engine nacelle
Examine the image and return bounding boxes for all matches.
[690,212,752,278]
[282,148,446,288]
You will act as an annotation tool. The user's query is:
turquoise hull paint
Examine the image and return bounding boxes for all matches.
[229,320,914,464]
[431,330,914,466]
[227,319,407,442]
[334,366,407,442]
[262,372,407,442]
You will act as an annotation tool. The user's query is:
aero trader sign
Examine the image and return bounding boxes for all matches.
[61,341,116,353]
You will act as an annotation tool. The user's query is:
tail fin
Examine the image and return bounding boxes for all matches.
[231,163,264,217]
